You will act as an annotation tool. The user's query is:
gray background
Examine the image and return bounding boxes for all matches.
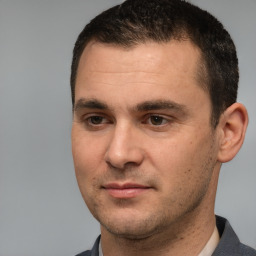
[0,0,255,255]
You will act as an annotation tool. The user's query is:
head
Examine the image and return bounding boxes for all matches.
[71,0,248,243]
[71,0,239,128]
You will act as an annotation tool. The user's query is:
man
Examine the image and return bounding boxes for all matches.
[70,0,255,255]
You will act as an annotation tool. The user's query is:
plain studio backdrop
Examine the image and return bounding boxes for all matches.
[0,1,255,255]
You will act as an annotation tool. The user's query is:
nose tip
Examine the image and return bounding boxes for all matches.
[105,148,144,169]
[104,128,144,169]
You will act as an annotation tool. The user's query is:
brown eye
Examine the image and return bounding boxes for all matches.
[88,116,105,125]
[149,116,166,126]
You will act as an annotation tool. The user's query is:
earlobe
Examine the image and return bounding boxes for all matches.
[217,103,248,163]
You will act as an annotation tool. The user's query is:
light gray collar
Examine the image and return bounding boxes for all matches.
[99,239,103,256]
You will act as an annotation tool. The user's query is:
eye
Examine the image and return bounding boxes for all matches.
[88,116,106,125]
[147,115,168,126]
[82,114,112,131]
[84,115,110,128]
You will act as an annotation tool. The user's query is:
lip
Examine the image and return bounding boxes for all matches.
[102,183,151,199]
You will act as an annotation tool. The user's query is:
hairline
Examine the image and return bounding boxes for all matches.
[73,37,210,90]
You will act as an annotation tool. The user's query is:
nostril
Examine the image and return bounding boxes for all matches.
[105,157,126,170]
[104,147,144,170]
[105,160,141,172]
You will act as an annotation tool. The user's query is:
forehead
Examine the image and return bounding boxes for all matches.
[77,40,202,80]
[75,40,209,113]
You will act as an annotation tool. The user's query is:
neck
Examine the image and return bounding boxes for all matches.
[101,212,216,256]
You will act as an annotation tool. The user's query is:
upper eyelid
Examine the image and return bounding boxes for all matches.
[82,113,114,125]
[78,111,175,123]
[87,116,109,124]
[143,113,174,120]
[80,111,110,119]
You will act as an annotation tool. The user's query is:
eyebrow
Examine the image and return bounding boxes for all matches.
[74,98,187,115]
[135,100,187,114]
[74,98,109,112]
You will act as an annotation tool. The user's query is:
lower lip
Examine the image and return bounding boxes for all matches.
[104,188,150,199]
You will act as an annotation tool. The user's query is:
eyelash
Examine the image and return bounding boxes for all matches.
[143,115,169,126]
[84,115,110,128]
[82,114,172,130]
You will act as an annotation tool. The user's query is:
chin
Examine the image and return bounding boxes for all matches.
[99,211,171,240]
[103,222,157,240]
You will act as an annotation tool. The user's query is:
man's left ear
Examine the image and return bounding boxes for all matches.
[217,102,248,163]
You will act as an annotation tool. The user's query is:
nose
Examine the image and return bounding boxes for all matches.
[104,123,144,169]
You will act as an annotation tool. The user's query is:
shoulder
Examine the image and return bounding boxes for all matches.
[75,250,92,256]
[75,235,101,256]
[239,244,256,256]
[214,215,256,256]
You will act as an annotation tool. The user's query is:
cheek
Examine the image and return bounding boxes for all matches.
[149,138,194,172]
[72,127,105,171]
[72,132,101,190]
[149,132,214,186]
[72,139,102,209]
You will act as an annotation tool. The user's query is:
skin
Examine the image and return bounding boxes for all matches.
[71,41,248,256]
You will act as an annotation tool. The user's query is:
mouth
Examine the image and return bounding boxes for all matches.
[102,183,152,199]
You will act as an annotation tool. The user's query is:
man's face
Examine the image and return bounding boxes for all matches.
[72,41,220,239]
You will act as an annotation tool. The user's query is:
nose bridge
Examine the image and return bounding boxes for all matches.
[104,121,143,169]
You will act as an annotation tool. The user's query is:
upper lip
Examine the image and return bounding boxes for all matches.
[103,183,150,189]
